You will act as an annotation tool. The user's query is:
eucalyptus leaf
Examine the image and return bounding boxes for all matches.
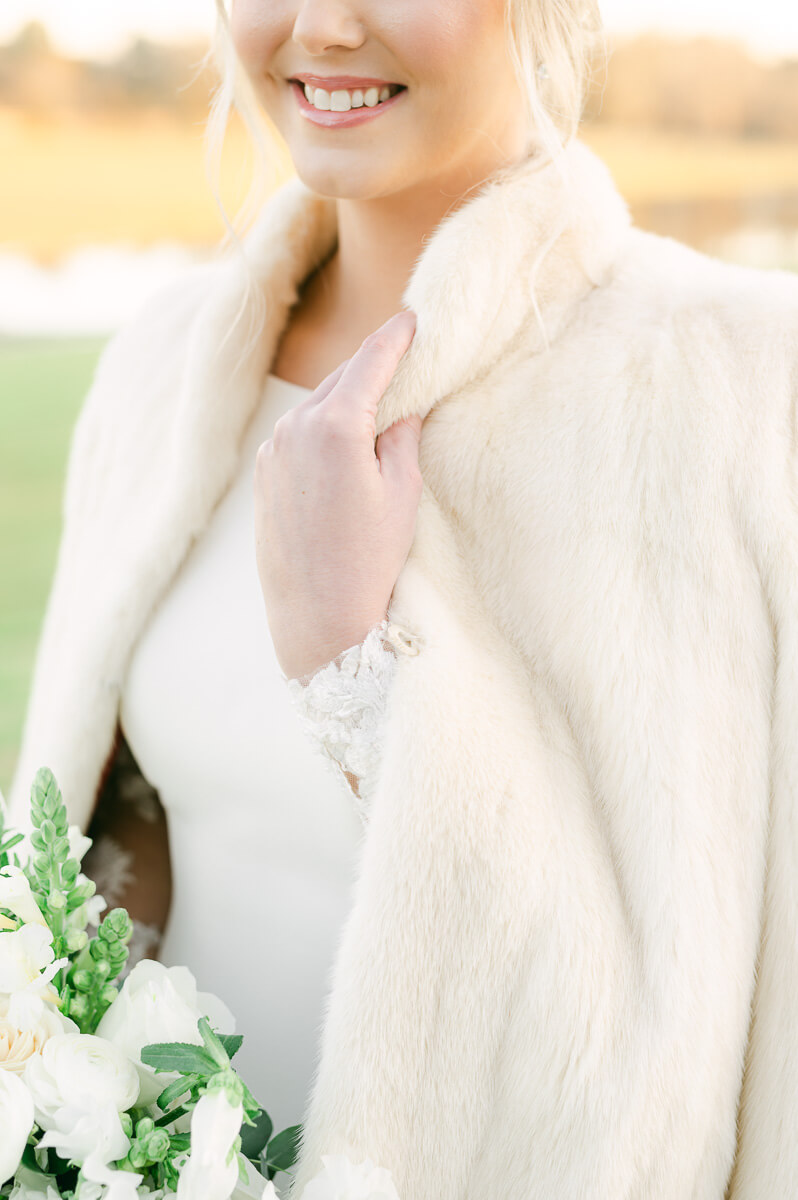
[262,1125,302,1175]
[240,1108,273,1160]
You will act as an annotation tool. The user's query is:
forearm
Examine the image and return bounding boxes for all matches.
[82,725,172,966]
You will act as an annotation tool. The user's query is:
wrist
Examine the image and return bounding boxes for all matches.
[279,614,390,681]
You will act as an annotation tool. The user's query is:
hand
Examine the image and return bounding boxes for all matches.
[254,310,423,680]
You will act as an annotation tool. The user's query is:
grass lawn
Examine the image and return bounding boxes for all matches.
[0,337,107,798]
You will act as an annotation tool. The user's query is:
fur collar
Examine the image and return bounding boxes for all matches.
[183,137,631,450]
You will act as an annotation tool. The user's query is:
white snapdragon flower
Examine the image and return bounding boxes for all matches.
[177,1089,243,1200]
[0,1067,35,1184]
[24,1033,139,1168]
[230,1160,280,1200]
[301,1155,401,1200]
[0,923,66,1000]
[66,827,93,865]
[0,867,47,928]
[96,960,235,1105]
[0,992,77,1074]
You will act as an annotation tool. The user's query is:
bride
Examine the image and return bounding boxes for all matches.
[9,0,798,1196]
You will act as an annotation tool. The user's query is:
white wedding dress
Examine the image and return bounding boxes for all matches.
[115,372,398,1134]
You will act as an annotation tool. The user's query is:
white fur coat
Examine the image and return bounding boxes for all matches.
[8,139,798,1198]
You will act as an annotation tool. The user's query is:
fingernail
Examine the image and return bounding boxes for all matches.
[384,311,416,330]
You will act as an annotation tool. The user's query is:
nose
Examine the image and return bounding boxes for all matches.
[292,0,366,55]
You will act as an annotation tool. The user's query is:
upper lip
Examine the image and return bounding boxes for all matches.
[291,74,404,91]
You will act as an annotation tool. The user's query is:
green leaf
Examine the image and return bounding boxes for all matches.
[156,1074,199,1111]
[262,1125,302,1175]
[218,1033,244,1061]
[153,1103,190,1129]
[198,1016,229,1068]
[239,1108,273,1161]
[140,1041,219,1076]
[239,1077,263,1121]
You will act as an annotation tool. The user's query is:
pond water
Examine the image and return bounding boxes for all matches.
[1,196,796,338]
[0,244,207,338]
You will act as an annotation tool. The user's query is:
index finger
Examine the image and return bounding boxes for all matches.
[322,310,417,430]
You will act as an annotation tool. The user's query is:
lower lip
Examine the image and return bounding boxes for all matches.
[290,80,407,128]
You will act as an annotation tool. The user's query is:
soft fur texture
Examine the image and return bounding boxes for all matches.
[9,139,798,1198]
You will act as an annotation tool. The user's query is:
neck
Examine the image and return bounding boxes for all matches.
[309,147,533,333]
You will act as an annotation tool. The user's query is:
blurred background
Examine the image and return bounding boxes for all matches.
[1,1,797,795]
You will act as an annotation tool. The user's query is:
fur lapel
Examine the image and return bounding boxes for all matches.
[8,138,630,830]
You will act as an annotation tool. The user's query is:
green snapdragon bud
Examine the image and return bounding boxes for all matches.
[65,929,88,954]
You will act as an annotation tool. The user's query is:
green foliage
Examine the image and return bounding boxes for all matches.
[2,767,303,1196]
[64,907,133,1030]
[261,1125,303,1181]
[25,768,96,984]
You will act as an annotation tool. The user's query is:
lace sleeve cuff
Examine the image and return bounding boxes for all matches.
[285,618,421,824]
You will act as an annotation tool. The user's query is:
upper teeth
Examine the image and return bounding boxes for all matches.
[303,84,397,112]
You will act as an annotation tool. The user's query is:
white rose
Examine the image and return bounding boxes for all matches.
[0,923,65,999]
[301,1155,401,1200]
[177,1089,243,1200]
[0,992,77,1074]
[0,868,47,927]
[96,961,235,1105]
[24,1033,139,1168]
[0,1067,35,1184]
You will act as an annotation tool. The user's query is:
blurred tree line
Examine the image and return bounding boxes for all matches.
[0,20,796,138]
[0,22,213,119]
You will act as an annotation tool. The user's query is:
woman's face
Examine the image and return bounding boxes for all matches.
[230,0,531,200]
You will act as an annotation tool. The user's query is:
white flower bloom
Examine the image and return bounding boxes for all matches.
[0,868,47,928]
[96,960,235,1105]
[80,886,107,928]
[0,992,77,1074]
[24,1033,138,1167]
[0,923,66,999]
[230,1160,279,1200]
[301,1155,401,1200]
[67,828,93,865]
[0,1067,35,1184]
[177,1090,243,1200]
[82,1152,144,1200]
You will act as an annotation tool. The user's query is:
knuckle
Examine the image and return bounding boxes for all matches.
[313,404,349,440]
[255,439,273,471]
[271,414,290,446]
[362,330,391,354]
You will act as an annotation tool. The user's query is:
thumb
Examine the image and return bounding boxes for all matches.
[375,413,423,477]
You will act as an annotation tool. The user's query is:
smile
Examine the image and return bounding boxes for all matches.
[290,80,408,129]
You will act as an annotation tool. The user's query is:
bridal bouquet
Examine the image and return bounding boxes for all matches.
[0,768,400,1200]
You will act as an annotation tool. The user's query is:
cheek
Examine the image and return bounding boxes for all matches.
[404,0,508,100]
[230,0,282,79]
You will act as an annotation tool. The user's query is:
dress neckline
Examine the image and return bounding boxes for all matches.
[266,371,313,395]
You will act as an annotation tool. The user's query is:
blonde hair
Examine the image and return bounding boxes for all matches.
[205,0,604,242]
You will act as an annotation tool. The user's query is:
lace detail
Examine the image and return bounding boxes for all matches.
[285,618,421,824]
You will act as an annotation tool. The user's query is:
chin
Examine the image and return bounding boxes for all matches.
[291,153,406,202]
